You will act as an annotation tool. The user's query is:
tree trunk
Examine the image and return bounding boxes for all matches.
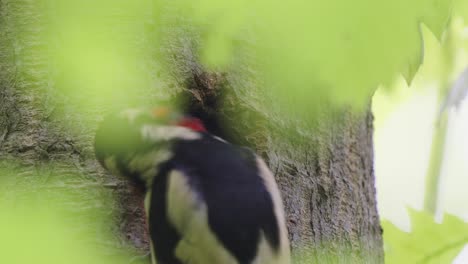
[0,1,383,263]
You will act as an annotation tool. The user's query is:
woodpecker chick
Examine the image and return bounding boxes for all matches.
[94,107,290,264]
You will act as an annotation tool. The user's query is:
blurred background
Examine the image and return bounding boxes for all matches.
[374,18,468,263]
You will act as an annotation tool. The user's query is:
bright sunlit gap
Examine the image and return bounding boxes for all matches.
[374,13,468,262]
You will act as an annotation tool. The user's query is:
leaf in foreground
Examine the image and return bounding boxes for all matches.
[383,209,468,264]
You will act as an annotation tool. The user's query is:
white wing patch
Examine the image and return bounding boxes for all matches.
[166,170,238,264]
[252,232,286,264]
[141,125,201,142]
[127,150,172,187]
[255,157,291,264]
[144,191,157,264]
[144,190,152,216]
[213,135,228,143]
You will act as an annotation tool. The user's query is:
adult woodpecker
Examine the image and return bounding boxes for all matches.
[94,107,290,264]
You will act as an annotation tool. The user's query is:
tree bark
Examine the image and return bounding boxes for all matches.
[0,1,383,263]
[188,76,383,263]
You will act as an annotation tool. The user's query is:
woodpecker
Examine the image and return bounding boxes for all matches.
[94,107,290,264]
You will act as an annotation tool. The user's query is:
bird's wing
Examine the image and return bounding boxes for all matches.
[166,169,239,264]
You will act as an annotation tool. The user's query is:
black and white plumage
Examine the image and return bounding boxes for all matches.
[94,107,290,264]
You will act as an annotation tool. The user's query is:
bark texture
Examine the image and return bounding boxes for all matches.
[0,1,383,263]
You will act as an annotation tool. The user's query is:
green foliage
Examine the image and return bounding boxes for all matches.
[373,14,468,130]
[155,0,453,110]
[43,0,153,107]
[372,25,444,129]
[383,209,468,264]
[0,164,144,264]
[28,0,453,116]
[455,0,468,21]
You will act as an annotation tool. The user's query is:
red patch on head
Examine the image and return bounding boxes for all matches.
[176,117,207,132]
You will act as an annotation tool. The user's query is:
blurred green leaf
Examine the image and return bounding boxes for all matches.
[40,0,154,109]
[383,209,468,264]
[455,0,468,21]
[0,164,145,264]
[372,25,444,128]
[156,0,452,111]
[25,0,452,117]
